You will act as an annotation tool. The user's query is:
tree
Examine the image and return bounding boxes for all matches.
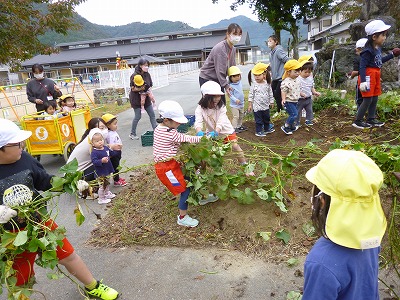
[215,0,334,58]
[0,0,85,69]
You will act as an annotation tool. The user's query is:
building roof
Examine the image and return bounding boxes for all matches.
[126,55,168,65]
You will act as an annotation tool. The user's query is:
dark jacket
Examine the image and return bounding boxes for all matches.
[26,78,62,112]
[129,71,153,109]
[359,45,394,82]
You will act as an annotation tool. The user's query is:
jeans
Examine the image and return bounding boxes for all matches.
[284,102,298,128]
[130,105,157,136]
[297,97,313,124]
[179,188,190,210]
[271,80,283,112]
[355,96,378,121]
[253,109,271,133]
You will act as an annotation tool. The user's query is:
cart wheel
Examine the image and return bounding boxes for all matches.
[63,142,76,162]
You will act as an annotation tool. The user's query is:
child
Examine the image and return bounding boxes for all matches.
[247,63,275,137]
[296,62,320,126]
[350,38,368,108]
[280,59,302,135]
[195,81,254,175]
[133,74,156,113]
[353,19,400,129]
[303,149,387,299]
[89,128,116,204]
[153,100,204,227]
[101,113,127,187]
[42,101,65,119]
[58,94,76,112]
[227,66,247,133]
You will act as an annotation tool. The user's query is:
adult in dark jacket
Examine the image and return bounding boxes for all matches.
[26,63,62,112]
[199,23,242,104]
[128,58,157,140]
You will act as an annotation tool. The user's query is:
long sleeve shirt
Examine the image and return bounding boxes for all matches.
[281,77,300,103]
[359,45,394,82]
[297,75,314,98]
[269,45,289,81]
[199,40,236,89]
[90,146,115,177]
[153,125,201,162]
[248,81,274,112]
[228,80,244,109]
[194,105,234,136]
[26,78,62,112]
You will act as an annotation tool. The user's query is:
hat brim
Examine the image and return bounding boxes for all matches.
[8,130,32,144]
[172,116,188,124]
[370,24,391,35]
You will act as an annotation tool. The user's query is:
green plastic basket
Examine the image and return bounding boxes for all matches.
[177,115,195,133]
[141,131,154,147]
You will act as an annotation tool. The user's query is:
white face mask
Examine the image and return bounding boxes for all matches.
[229,35,241,45]
[34,73,44,79]
[141,65,149,72]
[101,129,108,139]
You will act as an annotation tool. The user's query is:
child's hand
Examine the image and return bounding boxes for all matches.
[313,92,321,97]
[235,100,241,105]
[281,100,286,106]
[101,157,109,163]
[54,84,60,91]
[300,92,306,98]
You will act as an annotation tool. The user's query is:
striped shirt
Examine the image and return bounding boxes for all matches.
[153,125,202,162]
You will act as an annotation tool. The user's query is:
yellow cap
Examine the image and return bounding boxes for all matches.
[101,113,117,124]
[133,75,144,86]
[227,66,242,77]
[59,94,74,101]
[306,149,387,250]
[282,60,303,79]
[298,54,313,63]
[251,62,269,75]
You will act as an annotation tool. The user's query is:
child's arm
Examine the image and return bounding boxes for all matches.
[194,105,204,135]
[171,131,202,143]
[280,80,288,105]
[247,85,254,112]
[312,88,321,97]
[91,151,104,166]
[267,85,274,107]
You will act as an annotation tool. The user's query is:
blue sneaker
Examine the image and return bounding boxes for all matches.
[255,131,266,137]
[305,120,314,126]
[265,126,275,134]
[281,126,293,135]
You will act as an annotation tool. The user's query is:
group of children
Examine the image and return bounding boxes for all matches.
[42,94,80,118]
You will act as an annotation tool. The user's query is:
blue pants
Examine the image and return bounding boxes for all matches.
[179,188,190,210]
[253,109,271,133]
[284,102,298,128]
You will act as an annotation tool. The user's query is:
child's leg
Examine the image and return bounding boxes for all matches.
[367,96,379,121]
[147,89,155,103]
[178,187,190,216]
[261,109,271,131]
[231,142,246,164]
[231,107,239,128]
[285,102,298,129]
[140,93,146,108]
[110,151,122,182]
[237,107,244,127]
[304,98,314,121]
[355,97,372,121]
[253,110,264,133]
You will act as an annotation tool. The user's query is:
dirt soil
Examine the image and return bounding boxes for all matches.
[88,106,397,269]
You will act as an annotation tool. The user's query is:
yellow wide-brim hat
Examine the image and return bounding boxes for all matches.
[306,149,387,249]
[282,60,303,79]
[251,62,269,75]
[298,54,313,63]
[101,113,117,124]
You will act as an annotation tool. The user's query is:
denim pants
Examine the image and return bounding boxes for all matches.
[130,105,157,136]
[253,109,271,133]
[284,102,298,128]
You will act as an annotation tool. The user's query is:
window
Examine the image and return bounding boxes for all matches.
[322,19,332,27]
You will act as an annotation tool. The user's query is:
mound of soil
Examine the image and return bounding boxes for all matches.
[88,106,395,263]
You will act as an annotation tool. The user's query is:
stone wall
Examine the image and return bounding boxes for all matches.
[92,88,127,105]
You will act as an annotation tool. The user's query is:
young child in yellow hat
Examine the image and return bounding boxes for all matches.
[303,149,387,299]
[133,74,156,113]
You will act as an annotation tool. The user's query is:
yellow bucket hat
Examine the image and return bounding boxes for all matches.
[282,60,303,79]
[251,62,269,75]
[306,149,387,250]
[133,74,145,86]
[59,94,74,101]
[101,113,117,124]
[298,54,313,63]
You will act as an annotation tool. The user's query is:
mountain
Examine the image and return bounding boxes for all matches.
[39,13,307,51]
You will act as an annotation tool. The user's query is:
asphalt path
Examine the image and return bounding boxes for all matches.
[31,66,306,300]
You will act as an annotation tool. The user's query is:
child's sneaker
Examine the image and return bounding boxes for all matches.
[114,178,127,187]
[268,123,275,131]
[265,126,275,134]
[105,191,116,199]
[98,198,111,205]
[198,194,219,205]
[255,131,266,137]
[352,120,372,129]
[367,119,384,127]
[86,280,119,300]
[237,125,248,131]
[177,215,199,227]
[281,126,293,135]
[305,120,314,126]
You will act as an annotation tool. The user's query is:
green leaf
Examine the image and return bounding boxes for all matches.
[1,231,17,248]
[286,291,302,300]
[255,188,270,201]
[276,229,291,244]
[13,231,28,246]
[59,158,78,173]
[286,258,299,267]
[302,222,316,237]
[257,231,271,242]
[275,201,288,213]
[74,204,86,226]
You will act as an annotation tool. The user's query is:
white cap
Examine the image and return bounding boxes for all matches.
[0,119,32,148]
[356,38,368,49]
[365,20,391,36]
[88,128,102,141]
[158,100,188,124]
[200,81,224,95]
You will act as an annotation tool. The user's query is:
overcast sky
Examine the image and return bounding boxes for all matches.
[75,0,258,28]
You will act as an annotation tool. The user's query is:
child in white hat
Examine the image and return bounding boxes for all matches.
[353,19,400,129]
[153,100,205,227]
[303,149,387,299]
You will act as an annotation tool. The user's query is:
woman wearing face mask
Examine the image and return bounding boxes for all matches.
[67,117,121,183]
[128,58,158,140]
[199,23,242,105]
[26,63,62,112]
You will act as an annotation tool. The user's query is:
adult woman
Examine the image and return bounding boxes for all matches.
[67,117,120,182]
[267,35,289,113]
[26,63,62,112]
[128,58,157,140]
[199,23,242,104]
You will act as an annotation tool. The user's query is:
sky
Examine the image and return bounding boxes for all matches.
[75,0,258,28]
